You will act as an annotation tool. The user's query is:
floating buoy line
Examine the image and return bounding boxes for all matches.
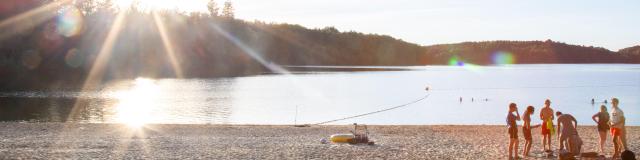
[307,83,638,125]
[312,94,431,125]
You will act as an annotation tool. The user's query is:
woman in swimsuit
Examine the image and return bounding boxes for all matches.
[507,103,521,160]
[592,105,609,155]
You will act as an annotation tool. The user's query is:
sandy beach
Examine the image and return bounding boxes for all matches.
[0,123,637,159]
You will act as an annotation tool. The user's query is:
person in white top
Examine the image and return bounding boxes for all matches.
[609,98,627,158]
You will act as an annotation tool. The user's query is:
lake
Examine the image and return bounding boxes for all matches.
[1,64,638,126]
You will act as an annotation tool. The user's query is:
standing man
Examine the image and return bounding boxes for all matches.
[610,98,627,158]
[540,99,555,152]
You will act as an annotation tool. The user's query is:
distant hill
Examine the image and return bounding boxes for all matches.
[422,40,638,65]
[0,1,638,90]
[619,45,640,58]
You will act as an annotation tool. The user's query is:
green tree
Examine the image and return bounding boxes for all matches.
[222,1,234,18]
[96,0,114,12]
[207,0,219,17]
[76,0,96,15]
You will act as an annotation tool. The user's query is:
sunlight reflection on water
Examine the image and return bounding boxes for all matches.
[0,64,638,125]
[113,78,158,127]
[82,77,234,125]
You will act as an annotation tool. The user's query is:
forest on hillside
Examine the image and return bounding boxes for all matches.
[0,0,638,90]
[618,45,640,57]
[423,40,639,65]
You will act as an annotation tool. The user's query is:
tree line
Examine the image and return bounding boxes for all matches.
[0,0,638,90]
[423,40,639,65]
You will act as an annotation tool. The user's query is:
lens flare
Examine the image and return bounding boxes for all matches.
[448,55,482,72]
[448,56,464,66]
[21,50,42,70]
[492,51,515,65]
[64,48,83,68]
[462,63,482,72]
[56,7,83,37]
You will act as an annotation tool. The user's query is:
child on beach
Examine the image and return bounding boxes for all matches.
[610,98,627,158]
[592,105,610,155]
[522,106,540,157]
[506,103,521,160]
[540,99,555,152]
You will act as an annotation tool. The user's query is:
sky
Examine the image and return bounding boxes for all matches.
[232,0,640,51]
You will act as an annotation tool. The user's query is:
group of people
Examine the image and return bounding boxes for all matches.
[506,98,632,159]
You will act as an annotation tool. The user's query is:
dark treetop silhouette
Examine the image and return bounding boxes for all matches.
[1,0,638,90]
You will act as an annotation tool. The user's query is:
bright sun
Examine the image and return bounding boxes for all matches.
[114,0,209,13]
[114,78,160,128]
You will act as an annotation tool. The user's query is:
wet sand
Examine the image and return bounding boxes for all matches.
[0,123,638,159]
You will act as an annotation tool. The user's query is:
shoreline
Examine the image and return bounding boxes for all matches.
[6,121,640,127]
[9,121,640,127]
[0,123,637,159]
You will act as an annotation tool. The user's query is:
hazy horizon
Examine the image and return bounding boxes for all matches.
[233,0,640,51]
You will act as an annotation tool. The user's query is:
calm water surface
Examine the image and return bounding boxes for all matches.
[1,64,639,126]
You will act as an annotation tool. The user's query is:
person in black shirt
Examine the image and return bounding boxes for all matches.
[591,105,610,155]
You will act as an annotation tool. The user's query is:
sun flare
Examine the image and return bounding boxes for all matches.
[114,78,160,128]
[114,0,209,13]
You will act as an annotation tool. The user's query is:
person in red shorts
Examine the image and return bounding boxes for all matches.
[539,99,554,152]
[610,98,627,158]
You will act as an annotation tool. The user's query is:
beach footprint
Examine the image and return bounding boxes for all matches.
[532,150,555,159]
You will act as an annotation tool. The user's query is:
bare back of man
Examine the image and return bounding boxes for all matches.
[558,114,577,142]
[557,113,580,154]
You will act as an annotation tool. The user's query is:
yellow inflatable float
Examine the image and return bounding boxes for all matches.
[326,123,374,145]
[330,134,355,143]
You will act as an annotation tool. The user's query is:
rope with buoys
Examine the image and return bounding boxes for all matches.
[306,83,638,126]
[312,94,430,125]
